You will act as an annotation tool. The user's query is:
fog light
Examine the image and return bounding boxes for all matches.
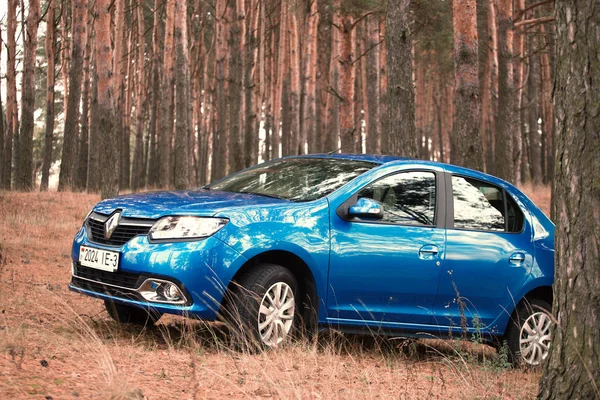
[138,279,187,304]
[164,283,181,301]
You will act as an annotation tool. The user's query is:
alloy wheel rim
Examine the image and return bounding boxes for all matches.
[258,282,295,347]
[519,311,552,366]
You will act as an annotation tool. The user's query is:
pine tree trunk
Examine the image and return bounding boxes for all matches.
[147,0,163,187]
[158,0,175,187]
[87,45,100,192]
[338,12,357,153]
[538,2,600,398]
[0,28,3,184]
[58,0,85,191]
[15,0,40,190]
[289,6,301,155]
[132,0,146,190]
[212,0,229,181]
[450,0,483,170]
[113,0,128,189]
[316,0,332,154]
[243,0,260,167]
[173,0,190,189]
[325,11,340,153]
[528,34,542,185]
[3,0,18,190]
[365,15,380,154]
[227,0,244,173]
[96,0,119,199]
[41,0,56,191]
[495,0,515,183]
[74,8,92,192]
[304,0,318,155]
[384,0,417,157]
[513,0,525,183]
[121,29,134,189]
[539,23,553,185]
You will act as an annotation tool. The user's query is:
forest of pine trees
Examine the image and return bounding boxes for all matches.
[0,0,556,196]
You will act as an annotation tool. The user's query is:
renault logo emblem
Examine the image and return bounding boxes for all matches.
[105,212,121,239]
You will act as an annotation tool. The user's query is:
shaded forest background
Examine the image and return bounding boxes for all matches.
[0,0,555,197]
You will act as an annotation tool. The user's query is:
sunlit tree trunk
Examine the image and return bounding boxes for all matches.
[96,0,119,199]
[15,0,40,190]
[41,0,56,191]
[244,0,260,167]
[304,0,319,155]
[538,1,600,398]
[316,0,332,154]
[289,6,302,155]
[384,0,417,157]
[450,0,483,170]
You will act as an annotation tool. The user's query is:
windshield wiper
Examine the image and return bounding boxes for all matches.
[236,191,289,201]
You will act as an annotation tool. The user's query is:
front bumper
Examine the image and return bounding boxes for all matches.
[69,226,246,320]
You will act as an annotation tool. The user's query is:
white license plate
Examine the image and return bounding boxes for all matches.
[79,246,119,272]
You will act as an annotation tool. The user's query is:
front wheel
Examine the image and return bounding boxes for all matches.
[223,264,298,350]
[505,298,553,367]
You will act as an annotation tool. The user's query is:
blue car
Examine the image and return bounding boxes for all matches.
[69,154,554,366]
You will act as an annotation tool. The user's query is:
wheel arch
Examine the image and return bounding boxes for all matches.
[222,250,320,334]
[501,284,553,336]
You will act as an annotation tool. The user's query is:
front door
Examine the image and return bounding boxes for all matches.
[327,170,446,326]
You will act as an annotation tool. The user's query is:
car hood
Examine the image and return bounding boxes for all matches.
[92,189,288,219]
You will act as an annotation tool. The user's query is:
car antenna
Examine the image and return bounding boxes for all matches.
[326,137,367,155]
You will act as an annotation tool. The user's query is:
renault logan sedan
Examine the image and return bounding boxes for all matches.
[69,154,554,366]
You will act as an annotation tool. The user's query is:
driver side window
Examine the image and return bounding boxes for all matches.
[357,171,437,226]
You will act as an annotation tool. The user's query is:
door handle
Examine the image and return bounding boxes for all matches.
[419,245,439,260]
[509,252,526,265]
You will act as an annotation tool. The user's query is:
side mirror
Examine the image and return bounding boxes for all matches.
[348,198,384,220]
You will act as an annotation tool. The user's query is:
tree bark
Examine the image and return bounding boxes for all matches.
[450,0,483,170]
[0,28,3,184]
[15,0,40,190]
[243,0,260,168]
[87,42,100,192]
[495,0,515,183]
[2,0,18,189]
[96,0,119,199]
[147,0,163,187]
[132,0,146,190]
[211,0,229,181]
[173,0,190,189]
[228,0,244,173]
[304,0,319,155]
[113,0,129,189]
[74,4,92,191]
[384,0,417,157]
[539,23,554,185]
[158,0,175,187]
[316,0,332,154]
[338,12,358,153]
[58,0,85,191]
[538,1,600,398]
[365,15,380,154]
[41,0,56,191]
[513,0,526,183]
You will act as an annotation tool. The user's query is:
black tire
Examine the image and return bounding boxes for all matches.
[105,300,161,327]
[222,263,299,351]
[504,298,552,368]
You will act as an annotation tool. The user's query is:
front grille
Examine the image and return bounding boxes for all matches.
[87,217,152,246]
[74,263,144,289]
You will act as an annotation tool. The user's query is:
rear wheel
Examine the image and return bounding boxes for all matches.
[104,300,161,326]
[223,264,298,349]
[505,298,553,367]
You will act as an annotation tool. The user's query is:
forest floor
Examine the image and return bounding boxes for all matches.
[0,187,550,399]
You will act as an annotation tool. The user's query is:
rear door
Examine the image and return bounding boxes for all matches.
[431,174,532,330]
[327,169,447,325]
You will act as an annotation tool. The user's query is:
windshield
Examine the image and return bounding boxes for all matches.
[208,158,378,202]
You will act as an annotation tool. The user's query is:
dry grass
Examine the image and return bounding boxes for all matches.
[0,191,546,399]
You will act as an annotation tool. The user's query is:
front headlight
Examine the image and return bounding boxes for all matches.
[148,216,228,241]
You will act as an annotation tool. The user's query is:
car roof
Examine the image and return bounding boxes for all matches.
[293,153,416,164]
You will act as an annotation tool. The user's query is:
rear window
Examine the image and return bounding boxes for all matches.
[452,176,523,233]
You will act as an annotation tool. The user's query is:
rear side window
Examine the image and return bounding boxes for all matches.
[357,171,436,226]
[452,176,524,233]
